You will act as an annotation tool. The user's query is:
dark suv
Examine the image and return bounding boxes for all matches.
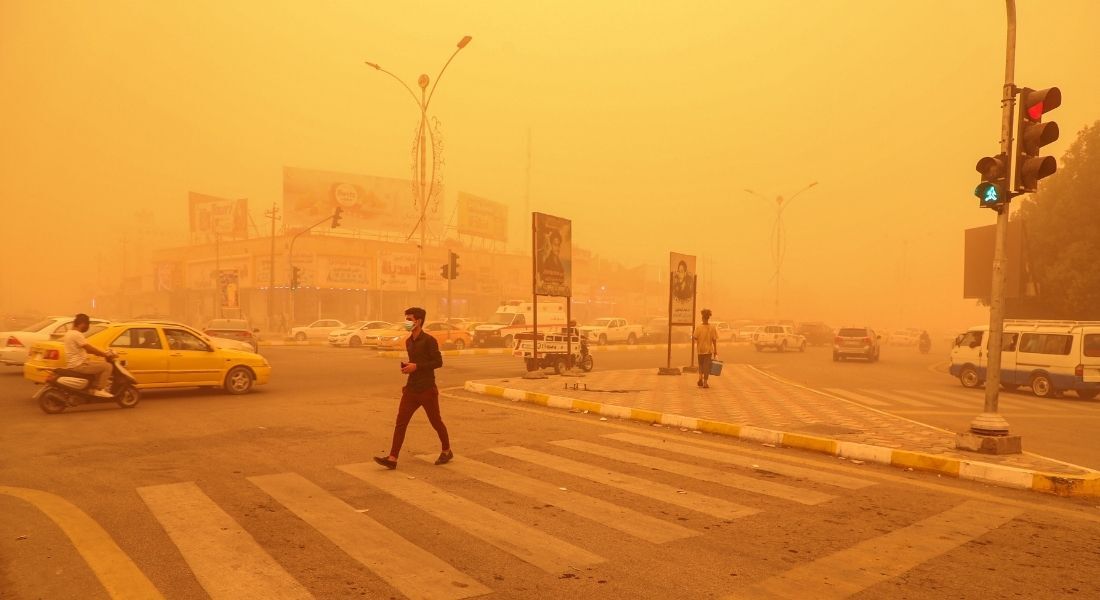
[797,322,834,346]
[833,327,881,362]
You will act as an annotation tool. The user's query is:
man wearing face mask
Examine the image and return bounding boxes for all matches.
[374,307,452,469]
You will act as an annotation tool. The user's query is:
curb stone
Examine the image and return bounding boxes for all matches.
[462,380,1100,499]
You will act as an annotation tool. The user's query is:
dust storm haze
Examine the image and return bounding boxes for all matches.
[2,1,1099,333]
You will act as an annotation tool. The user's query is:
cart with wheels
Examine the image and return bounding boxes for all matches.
[513,331,593,374]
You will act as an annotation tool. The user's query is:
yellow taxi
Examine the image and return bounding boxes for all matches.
[24,322,271,394]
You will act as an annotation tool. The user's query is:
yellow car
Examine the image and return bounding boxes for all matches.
[24,322,271,394]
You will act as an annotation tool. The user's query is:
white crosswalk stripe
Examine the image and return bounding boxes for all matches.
[821,388,890,407]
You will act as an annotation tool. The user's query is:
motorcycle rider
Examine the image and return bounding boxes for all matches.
[919,330,932,350]
[61,313,115,397]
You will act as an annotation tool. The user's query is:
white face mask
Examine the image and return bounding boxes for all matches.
[404,320,415,331]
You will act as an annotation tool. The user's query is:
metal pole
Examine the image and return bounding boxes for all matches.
[531,215,539,368]
[566,297,572,368]
[215,233,221,319]
[446,251,453,322]
[666,268,673,370]
[267,203,278,332]
[688,273,697,370]
[971,0,1017,436]
[418,79,429,305]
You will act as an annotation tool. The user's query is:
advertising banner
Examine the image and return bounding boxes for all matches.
[283,166,442,235]
[379,252,418,292]
[457,192,509,242]
[218,270,240,309]
[189,193,248,242]
[322,256,374,289]
[534,212,571,297]
[669,252,696,326]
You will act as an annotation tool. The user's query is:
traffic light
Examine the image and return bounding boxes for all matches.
[291,266,301,289]
[974,153,1009,210]
[449,252,460,279]
[440,264,451,280]
[330,206,343,228]
[1014,86,1061,192]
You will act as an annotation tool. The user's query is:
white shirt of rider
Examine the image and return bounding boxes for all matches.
[62,329,88,368]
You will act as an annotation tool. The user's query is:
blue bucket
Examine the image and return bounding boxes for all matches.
[709,360,723,376]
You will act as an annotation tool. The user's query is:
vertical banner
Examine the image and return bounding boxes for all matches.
[669,252,696,325]
[534,212,572,297]
[218,270,240,309]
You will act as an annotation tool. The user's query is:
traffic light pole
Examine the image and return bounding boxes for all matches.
[287,213,337,329]
[967,0,1017,441]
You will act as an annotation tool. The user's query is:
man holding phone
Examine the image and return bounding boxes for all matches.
[374,307,452,469]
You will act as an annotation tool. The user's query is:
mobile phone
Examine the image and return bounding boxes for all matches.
[400,362,408,370]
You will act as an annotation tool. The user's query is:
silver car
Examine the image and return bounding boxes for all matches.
[833,327,881,362]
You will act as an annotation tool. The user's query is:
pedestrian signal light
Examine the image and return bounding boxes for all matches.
[974,153,1008,210]
[330,207,344,228]
[1014,86,1061,192]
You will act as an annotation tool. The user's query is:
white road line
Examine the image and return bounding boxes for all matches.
[599,433,874,490]
[550,439,836,506]
[248,473,491,600]
[731,500,1022,599]
[821,388,890,407]
[891,389,973,409]
[413,454,697,544]
[337,462,604,573]
[490,446,760,521]
[863,389,935,408]
[137,482,313,600]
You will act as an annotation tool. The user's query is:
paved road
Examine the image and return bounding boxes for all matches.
[2,345,1099,598]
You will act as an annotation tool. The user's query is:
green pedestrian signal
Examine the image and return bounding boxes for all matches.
[974,153,1009,211]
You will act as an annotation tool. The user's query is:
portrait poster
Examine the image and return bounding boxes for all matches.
[533,212,571,297]
[218,270,240,309]
[669,252,696,325]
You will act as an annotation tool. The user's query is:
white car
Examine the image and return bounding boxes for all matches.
[328,321,392,347]
[0,316,111,366]
[737,325,762,342]
[710,321,739,342]
[289,319,346,342]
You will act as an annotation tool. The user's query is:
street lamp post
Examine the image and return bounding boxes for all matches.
[743,181,817,318]
[365,35,471,305]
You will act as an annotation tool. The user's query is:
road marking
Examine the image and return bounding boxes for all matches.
[821,388,890,407]
[490,446,759,521]
[248,473,490,600]
[0,486,164,600]
[338,462,604,573]
[858,389,934,408]
[891,389,971,409]
[550,439,836,505]
[137,482,312,600]
[413,454,697,544]
[731,500,1022,599]
[599,433,874,490]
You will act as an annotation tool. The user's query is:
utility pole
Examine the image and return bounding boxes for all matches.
[265,203,280,332]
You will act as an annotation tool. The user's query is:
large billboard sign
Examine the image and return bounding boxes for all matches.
[457,192,508,242]
[283,166,442,235]
[189,193,248,242]
[534,212,571,297]
[669,252,696,326]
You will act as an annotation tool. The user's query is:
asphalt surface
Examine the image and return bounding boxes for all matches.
[1,344,1099,599]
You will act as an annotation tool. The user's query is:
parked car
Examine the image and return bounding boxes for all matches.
[203,318,260,352]
[579,318,646,345]
[289,319,346,342]
[710,321,739,342]
[24,322,271,394]
[1,316,111,366]
[377,321,472,350]
[796,322,834,346]
[642,317,692,343]
[887,328,923,347]
[833,326,882,362]
[754,324,807,352]
[737,325,762,342]
[328,321,393,347]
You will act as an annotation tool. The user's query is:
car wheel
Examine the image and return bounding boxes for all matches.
[1030,373,1055,398]
[294,332,307,342]
[1078,390,1099,400]
[39,389,68,414]
[115,386,140,409]
[454,339,466,350]
[349,336,362,348]
[580,355,594,372]
[524,358,537,372]
[598,334,608,346]
[554,358,568,374]
[225,366,254,395]
[959,366,982,388]
[798,341,806,352]
[627,333,637,345]
[503,335,514,348]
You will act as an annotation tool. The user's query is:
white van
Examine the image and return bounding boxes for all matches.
[948,320,1100,399]
[472,301,567,348]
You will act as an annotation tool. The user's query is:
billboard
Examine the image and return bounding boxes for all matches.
[457,192,509,242]
[379,252,418,292]
[322,256,375,289]
[669,252,696,325]
[189,193,248,242]
[283,166,442,235]
[534,212,571,297]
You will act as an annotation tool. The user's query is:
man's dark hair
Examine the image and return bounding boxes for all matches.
[701,308,712,322]
[74,313,90,327]
[405,307,427,323]
[677,260,688,273]
[549,229,562,244]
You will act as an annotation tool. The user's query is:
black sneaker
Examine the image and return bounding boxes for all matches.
[373,456,397,470]
[434,450,454,465]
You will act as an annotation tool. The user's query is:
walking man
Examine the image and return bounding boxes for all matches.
[374,307,452,469]
[693,308,718,388]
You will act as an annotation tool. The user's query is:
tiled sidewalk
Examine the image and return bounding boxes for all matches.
[466,365,1099,490]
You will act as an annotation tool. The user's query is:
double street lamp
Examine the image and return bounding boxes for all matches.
[743,181,818,318]
[365,35,472,302]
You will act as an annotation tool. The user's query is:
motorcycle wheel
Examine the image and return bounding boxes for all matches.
[115,386,141,409]
[39,389,68,414]
[580,355,594,372]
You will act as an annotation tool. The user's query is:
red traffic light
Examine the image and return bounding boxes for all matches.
[1022,87,1061,121]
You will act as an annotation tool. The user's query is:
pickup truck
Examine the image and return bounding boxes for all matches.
[579,317,646,345]
[753,324,807,352]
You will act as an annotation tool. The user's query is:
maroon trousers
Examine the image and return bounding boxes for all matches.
[389,385,449,458]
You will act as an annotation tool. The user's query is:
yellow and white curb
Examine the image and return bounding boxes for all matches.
[463,380,1100,499]
[378,342,701,359]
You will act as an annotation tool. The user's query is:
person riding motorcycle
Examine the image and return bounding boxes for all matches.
[61,313,116,397]
[918,330,932,351]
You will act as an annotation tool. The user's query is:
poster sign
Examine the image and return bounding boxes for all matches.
[322,256,373,288]
[379,252,418,292]
[189,193,248,242]
[457,192,509,241]
[218,270,240,309]
[534,212,571,297]
[669,252,696,326]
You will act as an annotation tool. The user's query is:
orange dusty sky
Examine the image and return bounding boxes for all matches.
[2,1,1098,330]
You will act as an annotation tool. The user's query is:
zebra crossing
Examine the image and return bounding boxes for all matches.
[822,386,1100,415]
[115,433,1032,599]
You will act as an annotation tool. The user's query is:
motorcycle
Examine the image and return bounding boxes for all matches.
[918,337,931,354]
[34,355,141,414]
